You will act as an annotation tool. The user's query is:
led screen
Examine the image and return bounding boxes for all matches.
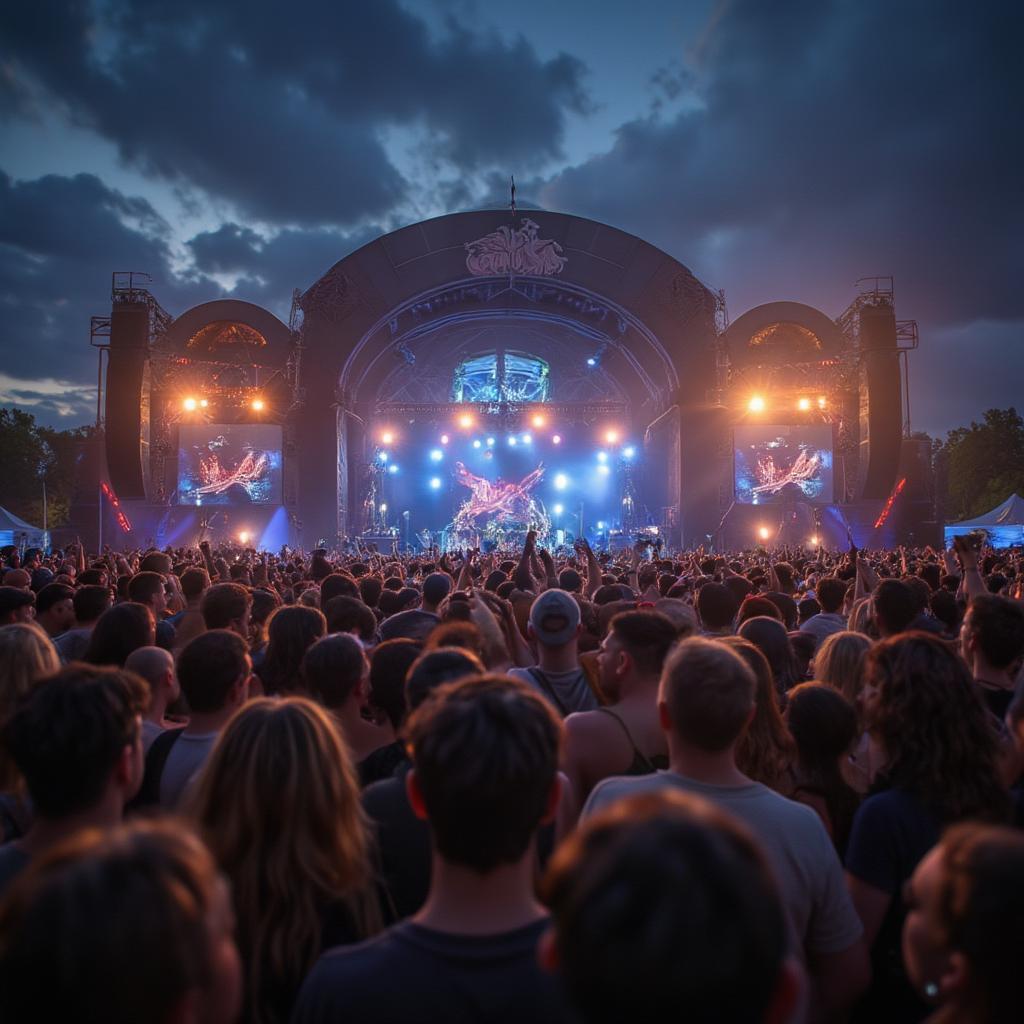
[734,425,833,505]
[178,424,283,505]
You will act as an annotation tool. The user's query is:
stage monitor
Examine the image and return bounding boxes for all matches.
[734,425,833,505]
[177,424,283,505]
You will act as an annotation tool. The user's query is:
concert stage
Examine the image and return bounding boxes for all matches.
[87,214,931,551]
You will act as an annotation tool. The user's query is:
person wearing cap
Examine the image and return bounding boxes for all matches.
[0,586,35,626]
[507,589,598,716]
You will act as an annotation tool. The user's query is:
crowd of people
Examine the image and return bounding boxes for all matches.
[0,529,1023,1023]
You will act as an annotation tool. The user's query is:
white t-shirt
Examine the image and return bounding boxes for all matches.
[584,770,863,957]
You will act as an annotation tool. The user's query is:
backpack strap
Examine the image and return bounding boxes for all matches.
[129,726,186,812]
[527,667,570,718]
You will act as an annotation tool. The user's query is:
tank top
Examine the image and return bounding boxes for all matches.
[596,707,669,776]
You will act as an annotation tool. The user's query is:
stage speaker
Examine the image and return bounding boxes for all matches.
[856,304,902,499]
[104,303,151,500]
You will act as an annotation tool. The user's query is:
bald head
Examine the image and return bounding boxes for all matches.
[124,646,177,718]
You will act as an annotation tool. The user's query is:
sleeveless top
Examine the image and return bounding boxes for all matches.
[596,707,669,776]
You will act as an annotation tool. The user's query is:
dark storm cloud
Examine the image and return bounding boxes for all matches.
[532,0,1023,331]
[0,1,591,226]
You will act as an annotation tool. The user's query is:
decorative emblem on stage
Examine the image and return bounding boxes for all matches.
[450,462,550,544]
[465,219,567,277]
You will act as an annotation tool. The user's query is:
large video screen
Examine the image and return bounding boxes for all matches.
[734,425,833,505]
[177,424,283,505]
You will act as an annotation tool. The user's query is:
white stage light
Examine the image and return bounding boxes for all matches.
[430,449,443,461]
[508,436,518,446]
[622,445,636,458]
[388,464,399,475]
[379,451,389,463]
[552,434,562,445]
[554,473,568,490]
[440,434,450,445]
[472,439,482,449]
[521,433,532,444]
[598,465,611,476]
[429,477,441,490]
[596,451,608,463]
[486,436,495,446]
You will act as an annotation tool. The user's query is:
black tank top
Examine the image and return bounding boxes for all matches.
[596,707,669,776]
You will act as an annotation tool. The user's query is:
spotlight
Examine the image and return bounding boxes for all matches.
[552,434,562,445]
[531,414,545,428]
[379,503,387,513]
[817,396,828,409]
[586,357,597,367]
[458,413,473,429]
[199,399,209,409]
[388,464,399,474]
[182,397,197,412]
[486,436,495,447]
[553,503,564,515]
[598,465,611,476]
[810,535,820,546]
[622,445,636,459]
[429,477,441,490]
[596,451,608,463]
[472,439,482,449]
[758,526,771,541]
[554,473,568,490]
[748,395,766,413]
[797,397,811,412]
[251,398,265,412]
[238,530,250,545]
[508,436,518,446]
[521,433,532,444]
[378,451,389,463]
[429,449,443,462]
[605,429,620,444]
[381,431,395,445]
[440,434,450,445]
[597,521,606,530]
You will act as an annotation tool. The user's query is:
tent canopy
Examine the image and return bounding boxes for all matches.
[945,494,1024,549]
[0,505,49,550]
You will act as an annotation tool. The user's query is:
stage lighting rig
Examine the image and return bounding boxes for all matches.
[748,395,766,413]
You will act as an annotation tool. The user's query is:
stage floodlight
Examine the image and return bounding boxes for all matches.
[553,503,564,515]
[748,395,766,413]
[596,451,608,463]
[552,434,562,445]
[531,414,545,428]
[379,503,388,513]
[521,433,532,444]
[388,464,399,475]
[440,434,450,445]
[251,398,265,412]
[797,397,811,412]
[472,439,482,449]
[182,397,197,412]
[199,398,209,408]
[458,413,474,429]
[378,451,389,463]
[597,520,606,530]
[817,396,828,409]
[622,445,636,459]
[598,464,611,476]
[238,530,250,545]
[758,526,771,541]
[430,449,444,461]
[508,436,518,446]
[381,431,395,445]
[586,357,597,367]
[486,436,495,446]
[429,477,441,490]
[810,534,820,546]
[554,473,568,490]
[605,429,620,444]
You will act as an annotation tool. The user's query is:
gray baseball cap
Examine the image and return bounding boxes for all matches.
[529,589,581,646]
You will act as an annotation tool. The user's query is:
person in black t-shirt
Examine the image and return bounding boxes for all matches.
[959,593,1024,721]
[294,674,573,1024]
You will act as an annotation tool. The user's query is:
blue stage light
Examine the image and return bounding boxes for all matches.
[378,451,389,463]
[429,477,441,490]
[596,451,608,463]
[622,445,636,459]
[472,439,482,449]
[553,503,564,515]
[586,357,597,367]
[508,436,518,446]
[598,464,611,476]
[388,464,399,475]
[554,473,568,490]
[429,449,443,462]
[521,433,532,444]
[486,436,496,446]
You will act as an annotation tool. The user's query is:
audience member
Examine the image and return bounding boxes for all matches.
[257,606,326,695]
[124,645,180,752]
[127,571,175,649]
[801,577,850,648]
[32,582,74,637]
[0,586,34,626]
[959,593,1024,720]
[82,602,156,667]
[53,583,111,661]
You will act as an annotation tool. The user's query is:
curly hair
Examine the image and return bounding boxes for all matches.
[867,633,1007,822]
[721,637,794,793]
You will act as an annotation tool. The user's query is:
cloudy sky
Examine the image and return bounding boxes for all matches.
[1,0,1020,435]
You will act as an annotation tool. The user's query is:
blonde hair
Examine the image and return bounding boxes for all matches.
[189,697,380,1024]
[814,630,872,705]
[0,623,61,790]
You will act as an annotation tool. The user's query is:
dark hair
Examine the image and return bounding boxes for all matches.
[72,584,113,623]
[660,639,756,752]
[405,648,485,712]
[424,620,485,659]
[177,630,250,713]
[929,588,961,633]
[406,675,560,872]
[695,582,738,632]
[558,568,582,593]
[917,562,941,592]
[368,639,422,731]
[872,578,918,635]
[797,597,821,625]
[608,610,679,677]
[484,570,507,592]
[542,790,787,1024]
[260,606,326,695]
[737,616,798,696]
[200,582,251,630]
[421,573,452,607]
[35,583,74,617]
[126,572,165,606]
[0,821,232,1024]
[301,633,366,709]
[319,573,358,607]
[82,603,155,667]
[139,551,172,575]
[966,594,1024,669]
[737,596,783,627]
[358,576,383,608]
[868,633,1007,822]
[816,577,847,614]
[324,596,377,641]
[785,683,860,855]
[179,567,210,599]
[3,664,146,817]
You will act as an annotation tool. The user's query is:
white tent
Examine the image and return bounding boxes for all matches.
[0,505,49,551]
[944,493,1024,549]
